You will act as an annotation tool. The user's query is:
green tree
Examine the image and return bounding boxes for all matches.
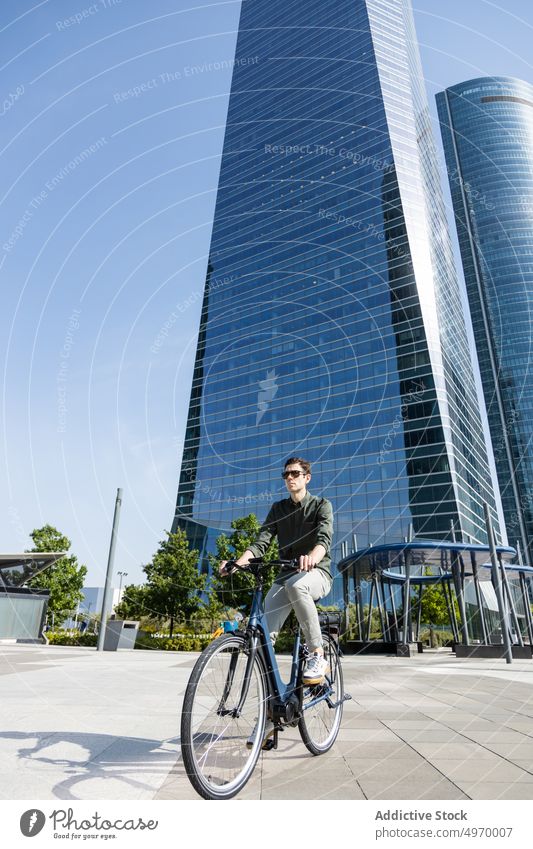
[419,583,452,627]
[209,514,279,611]
[27,525,87,627]
[414,573,459,646]
[114,584,150,620]
[191,587,225,633]
[142,528,205,637]
[346,603,383,640]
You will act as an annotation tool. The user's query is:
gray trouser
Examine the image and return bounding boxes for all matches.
[264,568,332,650]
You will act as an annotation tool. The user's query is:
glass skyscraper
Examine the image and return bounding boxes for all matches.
[173,0,502,597]
[437,76,533,566]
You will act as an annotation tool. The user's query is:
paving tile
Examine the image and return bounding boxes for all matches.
[408,742,498,760]
[428,758,533,783]
[454,782,533,800]
[358,777,468,800]
[319,783,367,800]
[339,718,386,728]
[337,742,415,759]
[261,776,365,800]
[508,759,533,773]
[393,729,468,743]
[330,728,399,742]
[337,728,404,742]
[481,742,533,759]
[342,757,440,782]
[465,730,527,743]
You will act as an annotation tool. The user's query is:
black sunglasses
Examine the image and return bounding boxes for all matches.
[282,470,306,479]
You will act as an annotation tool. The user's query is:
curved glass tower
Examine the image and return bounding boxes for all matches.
[437,77,533,565]
[173,0,502,598]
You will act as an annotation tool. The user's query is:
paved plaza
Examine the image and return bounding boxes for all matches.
[1,644,533,801]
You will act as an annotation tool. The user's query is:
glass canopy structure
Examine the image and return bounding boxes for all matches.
[0,552,65,641]
[338,539,533,657]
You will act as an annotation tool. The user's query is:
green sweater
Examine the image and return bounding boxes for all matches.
[248,491,334,579]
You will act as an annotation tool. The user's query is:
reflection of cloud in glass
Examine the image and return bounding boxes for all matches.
[256,368,279,425]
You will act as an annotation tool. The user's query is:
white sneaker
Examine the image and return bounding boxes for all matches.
[246,719,274,750]
[302,652,329,685]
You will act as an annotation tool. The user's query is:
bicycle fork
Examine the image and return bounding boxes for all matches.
[217,634,258,719]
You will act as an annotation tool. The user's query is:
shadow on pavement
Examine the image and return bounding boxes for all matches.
[0,729,181,800]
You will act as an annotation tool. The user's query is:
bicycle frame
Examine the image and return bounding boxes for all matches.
[248,584,302,707]
[182,560,350,800]
[224,574,337,724]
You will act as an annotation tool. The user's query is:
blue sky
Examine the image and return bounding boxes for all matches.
[1,0,531,586]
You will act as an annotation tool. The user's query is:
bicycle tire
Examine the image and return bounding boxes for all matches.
[298,634,344,755]
[180,633,267,800]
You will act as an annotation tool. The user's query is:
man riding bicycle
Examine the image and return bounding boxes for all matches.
[220,457,334,691]
[182,460,342,790]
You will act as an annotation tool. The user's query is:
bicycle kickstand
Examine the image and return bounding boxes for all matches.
[263,724,283,751]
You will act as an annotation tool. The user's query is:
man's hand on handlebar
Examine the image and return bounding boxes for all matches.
[219,550,254,576]
[298,545,326,572]
[298,553,318,572]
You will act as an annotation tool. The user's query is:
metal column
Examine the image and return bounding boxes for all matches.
[388,579,399,642]
[355,585,363,640]
[498,553,524,647]
[451,551,469,646]
[415,584,424,641]
[402,551,411,645]
[471,552,489,645]
[519,572,533,647]
[484,502,512,664]
[357,574,365,641]
[342,567,350,637]
[441,569,459,642]
[375,576,388,640]
[366,576,376,642]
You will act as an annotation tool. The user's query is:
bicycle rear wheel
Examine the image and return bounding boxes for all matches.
[298,634,344,755]
[180,633,267,799]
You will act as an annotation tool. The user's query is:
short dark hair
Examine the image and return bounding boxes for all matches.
[284,457,311,475]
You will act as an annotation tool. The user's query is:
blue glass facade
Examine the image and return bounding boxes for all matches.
[437,77,533,565]
[173,0,502,600]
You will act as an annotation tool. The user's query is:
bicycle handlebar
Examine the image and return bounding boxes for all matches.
[220,557,298,576]
[250,557,298,568]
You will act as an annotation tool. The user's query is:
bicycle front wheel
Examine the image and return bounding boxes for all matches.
[298,635,344,755]
[180,633,267,799]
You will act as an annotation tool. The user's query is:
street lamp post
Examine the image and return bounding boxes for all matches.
[117,571,128,604]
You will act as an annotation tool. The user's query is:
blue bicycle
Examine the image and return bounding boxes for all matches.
[180,558,350,800]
